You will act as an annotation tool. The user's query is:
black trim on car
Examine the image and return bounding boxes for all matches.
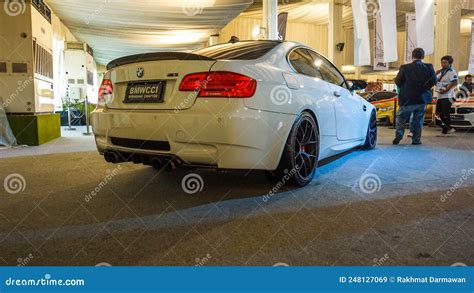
[110,137,171,151]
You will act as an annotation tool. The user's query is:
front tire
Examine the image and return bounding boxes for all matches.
[362,111,377,150]
[267,112,320,187]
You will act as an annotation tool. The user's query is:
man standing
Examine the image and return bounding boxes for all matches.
[435,56,458,136]
[393,48,437,145]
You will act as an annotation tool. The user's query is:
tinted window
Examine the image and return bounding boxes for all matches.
[288,48,323,78]
[194,41,280,60]
[310,51,346,88]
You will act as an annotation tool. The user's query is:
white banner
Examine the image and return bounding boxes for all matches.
[405,13,417,64]
[374,12,389,71]
[351,0,371,66]
[414,0,434,55]
[379,0,398,63]
[469,20,474,74]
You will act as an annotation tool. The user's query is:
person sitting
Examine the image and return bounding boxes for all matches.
[457,74,473,100]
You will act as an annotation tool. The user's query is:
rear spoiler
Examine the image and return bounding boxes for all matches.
[106,52,215,70]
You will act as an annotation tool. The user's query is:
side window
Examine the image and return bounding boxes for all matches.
[288,48,323,79]
[310,52,347,88]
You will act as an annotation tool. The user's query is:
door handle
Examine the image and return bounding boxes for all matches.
[333,91,341,97]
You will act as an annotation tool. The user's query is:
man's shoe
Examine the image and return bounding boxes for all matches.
[412,141,422,145]
[393,138,401,145]
[447,128,456,134]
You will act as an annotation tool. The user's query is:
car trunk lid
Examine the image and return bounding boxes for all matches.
[105,53,216,111]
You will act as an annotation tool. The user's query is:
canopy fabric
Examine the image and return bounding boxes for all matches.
[242,1,353,27]
[45,0,254,65]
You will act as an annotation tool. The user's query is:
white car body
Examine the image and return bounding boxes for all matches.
[451,97,474,129]
[91,41,375,171]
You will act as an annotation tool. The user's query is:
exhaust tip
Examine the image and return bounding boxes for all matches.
[104,151,118,163]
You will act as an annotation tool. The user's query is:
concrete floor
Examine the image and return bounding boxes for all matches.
[0,126,473,266]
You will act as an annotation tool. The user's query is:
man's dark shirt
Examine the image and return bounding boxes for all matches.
[460,82,473,97]
[395,60,437,106]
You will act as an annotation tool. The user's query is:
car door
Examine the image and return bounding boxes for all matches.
[310,51,366,141]
[287,48,336,136]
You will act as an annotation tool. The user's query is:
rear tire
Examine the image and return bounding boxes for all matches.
[362,111,377,150]
[267,112,320,187]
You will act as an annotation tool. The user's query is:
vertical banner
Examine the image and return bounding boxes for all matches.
[414,0,434,55]
[405,13,417,64]
[351,0,371,66]
[469,20,474,74]
[374,12,389,71]
[379,0,398,63]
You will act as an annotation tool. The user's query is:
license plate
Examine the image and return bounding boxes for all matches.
[451,115,464,121]
[124,81,165,103]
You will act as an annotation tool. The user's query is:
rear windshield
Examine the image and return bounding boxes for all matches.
[194,41,281,60]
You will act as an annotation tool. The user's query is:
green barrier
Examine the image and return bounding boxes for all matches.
[7,113,61,146]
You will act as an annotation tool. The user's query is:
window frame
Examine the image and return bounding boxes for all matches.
[287,46,349,90]
[286,47,324,79]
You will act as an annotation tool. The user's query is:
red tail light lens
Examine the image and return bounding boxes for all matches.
[179,72,256,98]
[98,79,113,102]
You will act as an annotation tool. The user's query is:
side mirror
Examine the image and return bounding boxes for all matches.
[347,79,368,92]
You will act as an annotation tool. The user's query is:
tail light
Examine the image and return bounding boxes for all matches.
[98,79,113,103]
[179,71,256,98]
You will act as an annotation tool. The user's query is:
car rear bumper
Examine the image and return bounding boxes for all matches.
[91,100,295,170]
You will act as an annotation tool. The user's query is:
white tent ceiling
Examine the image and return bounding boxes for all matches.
[45,0,253,65]
[45,0,473,65]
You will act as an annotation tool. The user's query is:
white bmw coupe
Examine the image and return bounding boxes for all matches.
[92,40,376,186]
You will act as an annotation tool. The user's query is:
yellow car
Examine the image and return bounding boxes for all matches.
[364,91,435,125]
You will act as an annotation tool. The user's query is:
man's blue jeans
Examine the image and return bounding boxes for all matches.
[395,104,426,143]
